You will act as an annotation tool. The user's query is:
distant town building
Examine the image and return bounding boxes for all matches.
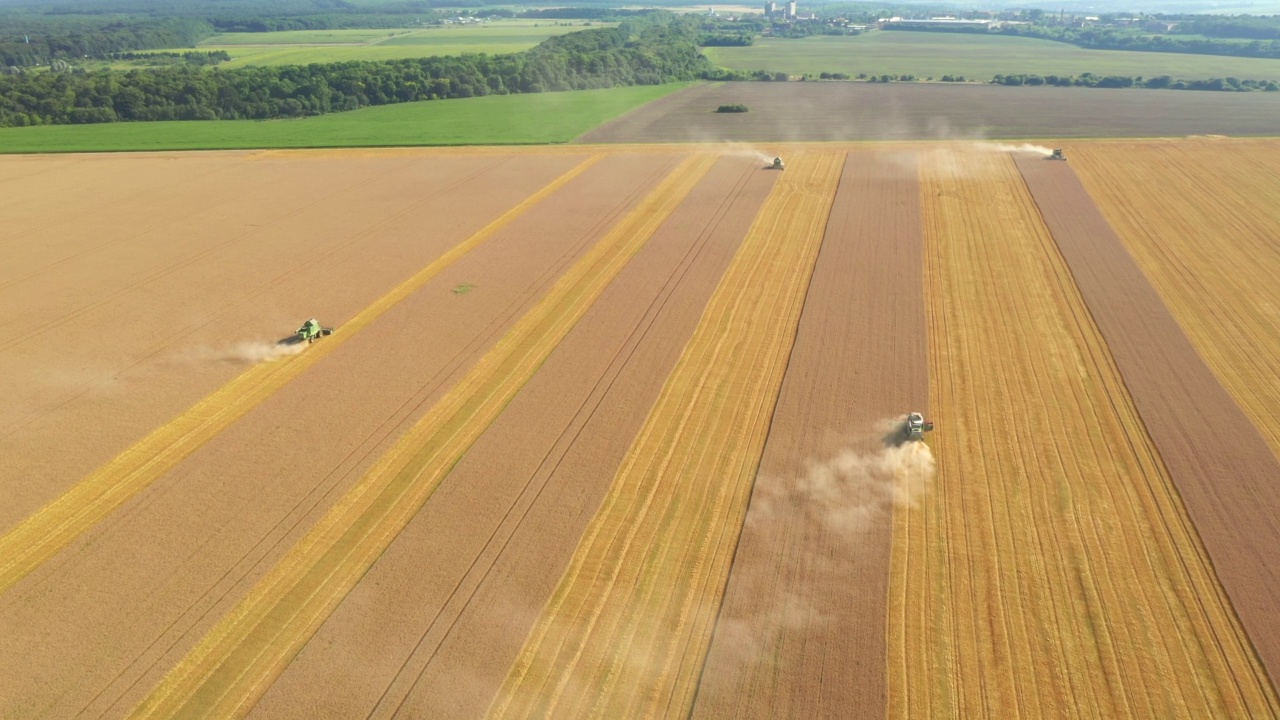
[764,0,796,20]
[883,18,993,30]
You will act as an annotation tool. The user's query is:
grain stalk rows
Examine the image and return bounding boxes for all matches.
[489,151,844,719]
[127,154,714,719]
[1071,140,1280,462]
[889,149,1277,719]
[0,156,600,596]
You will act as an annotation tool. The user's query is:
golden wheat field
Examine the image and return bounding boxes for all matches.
[1,140,1278,720]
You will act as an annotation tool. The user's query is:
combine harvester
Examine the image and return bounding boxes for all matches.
[1048,148,1067,161]
[905,412,934,441]
[296,318,335,344]
[769,156,785,170]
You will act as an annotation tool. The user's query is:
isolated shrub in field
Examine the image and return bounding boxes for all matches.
[717,104,749,112]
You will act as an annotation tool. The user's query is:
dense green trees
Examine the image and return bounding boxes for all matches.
[992,71,1280,91]
[1,17,214,66]
[0,14,715,127]
[1168,15,1280,41]
[996,24,1280,60]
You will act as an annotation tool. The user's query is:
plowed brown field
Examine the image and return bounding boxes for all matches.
[3,140,1278,720]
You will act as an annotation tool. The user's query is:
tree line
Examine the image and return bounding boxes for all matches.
[993,72,1280,91]
[2,17,214,67]
[106,50,231,66]
[1161,14,1280,41]
[0,13,714,127]
[996,24,1280,60]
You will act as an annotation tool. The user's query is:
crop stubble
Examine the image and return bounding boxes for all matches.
[1015,152,1280,706]
[0,154,685,718]
[0,155,598,598]
[692,150,928,719]
[891,148,1276,718]
[248,156,776,719]
[128,154,716,719]
[1068,140,1280,464]
[490,151,844,719]
[0,153,583,529]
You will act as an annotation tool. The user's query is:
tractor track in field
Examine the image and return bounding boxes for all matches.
[491,151,844,719]
[7,142,1279,719]
[0,158,426,438]
[0,155,247,256]
[0,156,600,598]
[372,161,757,719]
[0,155,520,447]
[890,148,1278,719]
[0,156,490,351]
[0,153,671,719]
[246,156,774,720]
[63,154,670,720]
[1016,154,1280,702]
[692,149,928,720]
[0,158,319,290]
[125,155,713,720]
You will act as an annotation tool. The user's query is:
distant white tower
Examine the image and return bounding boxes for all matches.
[787,1,797,18]
[765,1,776,16]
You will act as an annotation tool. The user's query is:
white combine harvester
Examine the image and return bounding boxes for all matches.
[905,412,934,441]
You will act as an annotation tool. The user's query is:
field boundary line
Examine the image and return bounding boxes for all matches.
[0,155,601,597]
[126,154,717,720]
[489,151,843,719]
[364,158,766,719]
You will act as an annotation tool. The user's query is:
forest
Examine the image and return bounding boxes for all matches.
[0,13,714,127]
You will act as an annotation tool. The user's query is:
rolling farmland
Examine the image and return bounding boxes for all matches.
[2,139,1279,720]
[140,22,600,68]
[704,32,1280,82]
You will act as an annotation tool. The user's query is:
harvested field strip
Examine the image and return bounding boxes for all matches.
[1069,141,1280,462]
[893,148,1277,719]
[1015,154,1280,706]
[490,151,843,719]
[0,156,600,597]
[247,157,773,720]
[0,156,660,720]
[0,156,433,347]
[128,154,717,720]
[691,150,929,720]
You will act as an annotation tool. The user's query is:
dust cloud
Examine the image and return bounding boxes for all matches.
[716,142,777,166]
[698,416,937,684]
[985,142,1055,156]
[748,416,937,538]
[178,339,306,365]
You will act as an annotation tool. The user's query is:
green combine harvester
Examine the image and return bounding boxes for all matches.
[296,318,335,344]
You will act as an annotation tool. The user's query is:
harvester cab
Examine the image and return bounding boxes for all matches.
[1049,148,1066,161]
[771,157,785,170]
[906,412,934,440]
[296,318,335,344]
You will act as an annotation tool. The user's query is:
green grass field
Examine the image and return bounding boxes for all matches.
[176,21,603,68]
[0,84,692,154]
[705,32,1280,80]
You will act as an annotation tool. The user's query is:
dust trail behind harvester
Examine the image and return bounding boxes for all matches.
[718,142,775,166]
[984,142,1055,156]
[703,416,936,671]
[178,339,306,365]
[750,415,937,539]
